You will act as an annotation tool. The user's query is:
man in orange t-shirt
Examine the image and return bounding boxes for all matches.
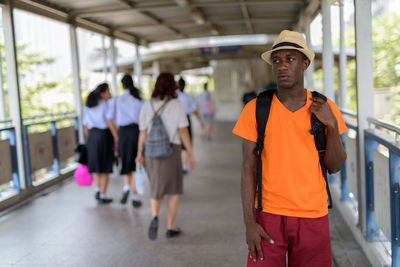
[233,30,347,267]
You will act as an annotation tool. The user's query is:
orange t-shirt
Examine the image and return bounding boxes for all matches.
[233,89,348,218]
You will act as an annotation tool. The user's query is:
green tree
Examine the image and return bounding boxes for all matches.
[344,12,400,120]
[1,43,75,119]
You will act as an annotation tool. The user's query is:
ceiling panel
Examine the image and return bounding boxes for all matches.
[21,0,310,44]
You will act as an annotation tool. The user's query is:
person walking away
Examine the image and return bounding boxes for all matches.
[242,82,257,107]
[136,72,195,240]
[232,30,348,266]
[107,74,143,207]
[197,83,216,140]
[177,77,204,173]
[82,83,116,204]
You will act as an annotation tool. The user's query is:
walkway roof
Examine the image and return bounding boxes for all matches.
[9,0,321,45]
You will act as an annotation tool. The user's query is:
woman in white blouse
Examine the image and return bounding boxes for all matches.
[82,83,115,204]
[107,74,143,208]
[136,73,195,240]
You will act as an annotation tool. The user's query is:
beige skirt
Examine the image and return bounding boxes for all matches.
[145,145,183,199]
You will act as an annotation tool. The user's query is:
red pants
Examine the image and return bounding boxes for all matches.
[247,212,331,267]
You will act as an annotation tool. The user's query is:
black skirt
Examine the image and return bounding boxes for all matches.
[181,114,192,151]
[87,128,114,173]
[118,123,139,174]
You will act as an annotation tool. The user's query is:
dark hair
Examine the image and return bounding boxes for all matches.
[121,74,142,100]
[178,77,186,92]
[204,83,208,91]
[85,82,109,108]
[151,72,177,100]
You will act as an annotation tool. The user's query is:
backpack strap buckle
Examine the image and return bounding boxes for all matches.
[254,141,263,156]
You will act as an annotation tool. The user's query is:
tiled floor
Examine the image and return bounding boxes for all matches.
[0,122,370,267]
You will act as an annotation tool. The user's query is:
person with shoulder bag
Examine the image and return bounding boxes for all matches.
[136,72,195,240]
[233,30,348,266]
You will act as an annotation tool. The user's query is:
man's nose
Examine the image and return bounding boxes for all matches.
[278,61,289,71]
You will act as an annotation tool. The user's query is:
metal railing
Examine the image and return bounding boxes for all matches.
[339,114,399,267]
[0,126,20,191]
[23,114,79,186]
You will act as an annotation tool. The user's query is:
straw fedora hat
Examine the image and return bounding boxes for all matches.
[261,30,315,65]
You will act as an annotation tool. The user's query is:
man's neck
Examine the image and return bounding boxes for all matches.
[276,84,307,112]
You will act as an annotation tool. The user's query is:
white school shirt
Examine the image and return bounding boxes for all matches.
[82,99,110,129]
[107,90,143,126]
[177,90,197,115]
[139,98,188,145]
[197,91,213,115]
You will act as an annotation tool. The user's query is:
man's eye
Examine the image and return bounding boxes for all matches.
[272,59,279,63]
[288,58,294,62]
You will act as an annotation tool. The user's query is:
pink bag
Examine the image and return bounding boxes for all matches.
[74,164,93,186]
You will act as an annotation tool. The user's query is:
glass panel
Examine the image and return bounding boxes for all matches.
[13,9,74,118]
[77,28,111,96]
[371,0,400,124]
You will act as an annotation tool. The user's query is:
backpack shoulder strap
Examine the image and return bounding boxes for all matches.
[310,91,333,209]
[254,89,276,211]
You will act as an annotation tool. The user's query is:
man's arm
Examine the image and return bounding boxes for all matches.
[310,97,347,173]
[242,139,273,262]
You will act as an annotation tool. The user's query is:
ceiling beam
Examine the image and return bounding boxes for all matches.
[240,0,254,34]
[194,0,304,7]
[71,1,176,18]
[294,0,320,32]
[174,0,220,35]
[116,0,186,37]
[114,16,294,31]
[11,0,141,44]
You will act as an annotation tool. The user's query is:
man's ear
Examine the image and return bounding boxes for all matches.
[303,58,311,70]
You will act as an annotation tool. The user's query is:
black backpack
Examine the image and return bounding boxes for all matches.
[254,89,333,211]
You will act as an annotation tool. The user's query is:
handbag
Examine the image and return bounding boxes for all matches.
[75,144,88,165]
[135,167,148,195]
[74,164,93,186]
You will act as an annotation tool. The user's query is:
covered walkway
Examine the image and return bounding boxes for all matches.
[0,122,370,267]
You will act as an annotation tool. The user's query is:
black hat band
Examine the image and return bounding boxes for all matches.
[272,42,304,50]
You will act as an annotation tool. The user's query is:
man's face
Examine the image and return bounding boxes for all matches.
[271,49,310,89]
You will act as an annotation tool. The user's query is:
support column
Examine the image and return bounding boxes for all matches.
[2,1,27,189]
[69,25,84,143]
[134,45,142,88]
[102,36,108,81]
[339,0,347,109]
[152,61,160,79]
[354,0,374,234]
[305,16,315,92]
[322,0,335,100]
[0,47,6,124]
[110,38,118,95]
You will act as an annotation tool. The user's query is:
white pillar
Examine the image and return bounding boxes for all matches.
[322,0,335,100]
[2,1,27,188]
[354,0,374,234]
[339,0,347,109]
[0,47,6,124]
[110,38,118,95]
[69,25,84,143]
[305,16,315,92]
[152,61,160,79]
[102,36,108,81]
[134,45,142,89]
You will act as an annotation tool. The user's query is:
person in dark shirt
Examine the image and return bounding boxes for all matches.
[242,83,257,107]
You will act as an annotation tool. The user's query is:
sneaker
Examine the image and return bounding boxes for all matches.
[120,190,129,204]
[98,198,113,204]
[166,228,181,238]
[148,217,159,240]
[95,192,100,200]
[132,200,142,208]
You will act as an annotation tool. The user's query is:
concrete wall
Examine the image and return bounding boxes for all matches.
[212,58,270,121]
